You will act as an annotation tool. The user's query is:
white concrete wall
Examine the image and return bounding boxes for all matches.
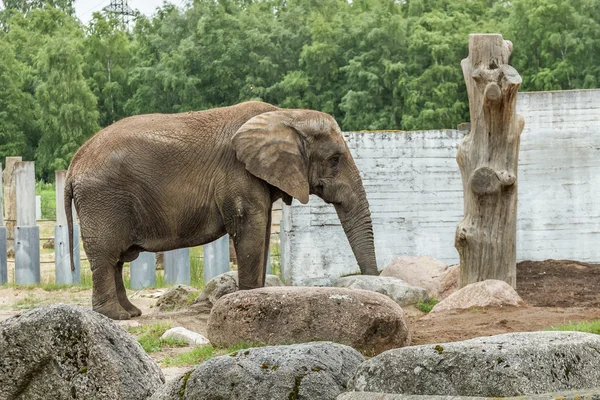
[281,89,600,286]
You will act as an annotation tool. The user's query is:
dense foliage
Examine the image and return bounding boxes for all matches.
[0,0,598,179]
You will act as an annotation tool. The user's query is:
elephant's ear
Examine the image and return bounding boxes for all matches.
[232,110,320,204]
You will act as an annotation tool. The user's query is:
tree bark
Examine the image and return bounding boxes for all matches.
[455,34,524,289]
[3,156,22,256]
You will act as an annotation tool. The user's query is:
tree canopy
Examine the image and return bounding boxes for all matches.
[0,0,598,179]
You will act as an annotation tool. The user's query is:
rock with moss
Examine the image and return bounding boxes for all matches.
[348,331,600,397]
[194,271,284,307]
[156,284,198,311]
[207,287,411,355]
[150,342,363,400]
[0,304,164,400]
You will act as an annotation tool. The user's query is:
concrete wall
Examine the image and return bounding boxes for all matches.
[281,89,600,286]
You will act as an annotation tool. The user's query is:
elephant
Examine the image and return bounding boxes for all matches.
[65,101,379,320]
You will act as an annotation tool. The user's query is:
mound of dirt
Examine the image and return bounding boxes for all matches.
[517,260,600,307]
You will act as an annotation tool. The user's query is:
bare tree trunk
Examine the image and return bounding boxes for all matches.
[3,156,22,257]
[455,34,525,289]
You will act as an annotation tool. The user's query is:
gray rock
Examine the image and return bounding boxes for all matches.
[337,389,600,399]
[194,271,284,307]
[333,275,429,306]
[348,331,600,397]
[150,342,363,400]
[156,284,198,311]
[207,286,411,355]
[160,327,210,346]
[0,304,164,400]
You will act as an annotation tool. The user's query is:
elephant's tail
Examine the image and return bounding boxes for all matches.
[65,177,75,272]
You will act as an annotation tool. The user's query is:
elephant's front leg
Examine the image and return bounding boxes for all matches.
[231,213,270,290]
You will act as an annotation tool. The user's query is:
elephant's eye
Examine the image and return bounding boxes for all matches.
[329,155,340,168]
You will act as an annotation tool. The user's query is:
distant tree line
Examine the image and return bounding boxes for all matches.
[0,0,598,180]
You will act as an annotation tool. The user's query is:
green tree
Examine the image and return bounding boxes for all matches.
[508,0,600,90]
[84,13,134,127]
[34,34,100,178]
[0,40,36,160]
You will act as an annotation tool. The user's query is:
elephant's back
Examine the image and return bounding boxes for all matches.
[69,101,279,175]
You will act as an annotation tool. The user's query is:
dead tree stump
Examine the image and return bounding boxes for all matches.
[455,34,525,289]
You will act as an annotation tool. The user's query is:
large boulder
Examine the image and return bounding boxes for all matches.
[150,342,364,400]
[194,271,284,307]
[0,304,164,400]
[333,276,429,306]
[156,284,198,311]
[207,287,411,355]
[380,256,449,298]
[437,264,460,300]
[348,331,600,397]
[337,389,600,399]
[430,279,524,314]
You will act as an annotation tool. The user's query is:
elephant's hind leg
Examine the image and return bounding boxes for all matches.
[89,253,130,320]
[115,261,142,318]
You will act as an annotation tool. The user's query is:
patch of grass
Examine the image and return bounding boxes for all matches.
[546,320,600,334]
[190,248,205,289]
[162,342,262,367]
[416,298,439,313]
[127,322,187,353]
[39,283,72,291]
[13,294,43,310]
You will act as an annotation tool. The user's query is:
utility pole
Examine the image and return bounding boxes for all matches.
[104,0,135,29]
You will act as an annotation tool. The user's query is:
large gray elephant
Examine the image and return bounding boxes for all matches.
[66,101,378,320]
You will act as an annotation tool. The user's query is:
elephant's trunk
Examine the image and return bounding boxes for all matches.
[334,182,379,276]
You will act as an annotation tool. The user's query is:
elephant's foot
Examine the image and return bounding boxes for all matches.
[122,302,142,318]
[93,303,131,320]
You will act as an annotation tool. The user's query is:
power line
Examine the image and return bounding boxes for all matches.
[104,0,135,28]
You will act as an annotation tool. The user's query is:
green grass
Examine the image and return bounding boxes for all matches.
[36,181,56,220]
[12,293,43,310]
[162,342,262,367]
[546,320,600,334]
[416,298,440,313]
[127,322,188,353]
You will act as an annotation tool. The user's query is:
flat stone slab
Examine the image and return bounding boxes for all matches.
[333,275,429,306]
[207,286,411,355]
[348,331,600,397]
[337,389,600,399]
[151,342,364,400]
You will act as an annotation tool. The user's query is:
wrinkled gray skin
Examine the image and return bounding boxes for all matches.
[66,101,379,320]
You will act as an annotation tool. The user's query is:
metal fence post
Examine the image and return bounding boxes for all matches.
[14,161,40,285]
[55,171,80,284]
[203,234,230,282]
[164,248,190,285]
[130,252,156,289]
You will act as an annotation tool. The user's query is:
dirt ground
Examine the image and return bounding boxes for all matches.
[1,259,600,376]
[410,259,600,345]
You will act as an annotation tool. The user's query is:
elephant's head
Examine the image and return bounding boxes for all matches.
[232,109,379,276]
